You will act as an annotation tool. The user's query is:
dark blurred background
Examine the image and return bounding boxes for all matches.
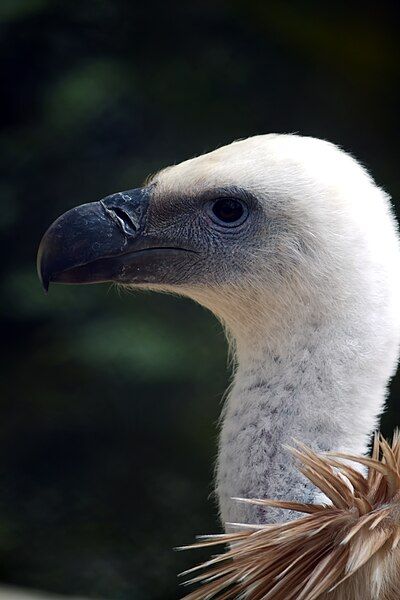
[1,1,399,598]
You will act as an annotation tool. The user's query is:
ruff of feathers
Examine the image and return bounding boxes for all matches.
[180,432,400,600]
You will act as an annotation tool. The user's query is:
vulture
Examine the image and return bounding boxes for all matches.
[37,134,400,599]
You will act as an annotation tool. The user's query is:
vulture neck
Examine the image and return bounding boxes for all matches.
[216,296,388,527]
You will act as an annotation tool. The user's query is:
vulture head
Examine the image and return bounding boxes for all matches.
[38,134,399,352]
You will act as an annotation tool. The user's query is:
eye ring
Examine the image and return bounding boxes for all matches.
[208,198,248,228]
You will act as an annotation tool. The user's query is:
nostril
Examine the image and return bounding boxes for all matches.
[101,202,139,236]
[113,207,137,231]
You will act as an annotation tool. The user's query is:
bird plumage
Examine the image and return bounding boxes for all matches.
[37,134,400,599]
[181,433,400,600]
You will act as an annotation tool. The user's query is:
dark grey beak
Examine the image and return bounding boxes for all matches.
[37,187,150,292]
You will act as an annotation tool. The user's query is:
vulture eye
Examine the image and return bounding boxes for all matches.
[209,198,248,227]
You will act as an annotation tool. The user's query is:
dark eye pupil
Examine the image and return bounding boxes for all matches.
[212,199,244,223]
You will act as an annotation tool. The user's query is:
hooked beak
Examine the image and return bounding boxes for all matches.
[37,186,191,292]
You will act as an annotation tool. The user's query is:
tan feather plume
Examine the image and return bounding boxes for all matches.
[180,432,400,600]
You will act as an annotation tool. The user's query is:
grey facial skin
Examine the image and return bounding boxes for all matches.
[37,184,262,293]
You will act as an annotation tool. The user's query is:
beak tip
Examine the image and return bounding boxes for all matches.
[42,278,50,294]
[38,264,50,294]
[36,241,50,294]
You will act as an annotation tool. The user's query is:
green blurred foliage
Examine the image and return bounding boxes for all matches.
[0,1,399,598]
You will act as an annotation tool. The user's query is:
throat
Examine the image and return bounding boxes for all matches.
[216,322,387,527]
